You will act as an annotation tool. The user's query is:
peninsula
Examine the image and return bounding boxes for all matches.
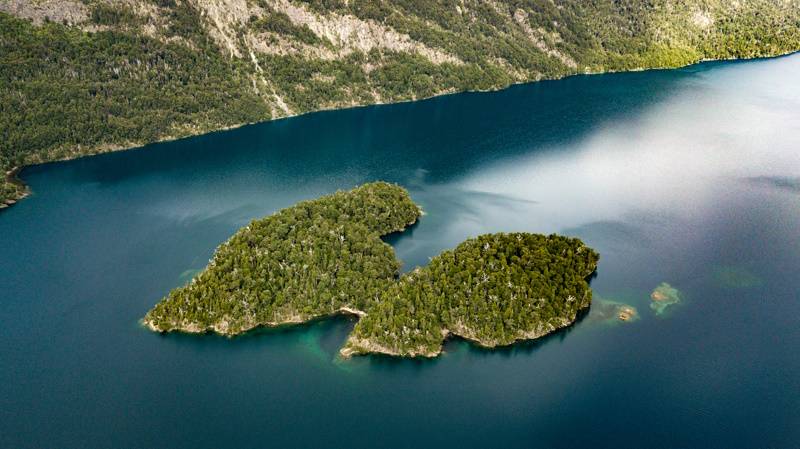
[144,182,599,357]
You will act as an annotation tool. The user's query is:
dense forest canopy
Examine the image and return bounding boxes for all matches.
[2,0,800,207]
[144,182,599,357]
[344,232,599,356]
[145,182,423,335]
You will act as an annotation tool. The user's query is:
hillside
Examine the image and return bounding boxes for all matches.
[2,0,799,206]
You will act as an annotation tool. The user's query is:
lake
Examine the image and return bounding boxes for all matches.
[1,53,799,448]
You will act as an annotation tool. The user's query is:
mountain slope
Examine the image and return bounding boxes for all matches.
[2,0,799,206]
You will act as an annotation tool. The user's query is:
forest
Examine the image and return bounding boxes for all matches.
[144,182,599,357]
[144,182,424,335]
[344,232,598,356]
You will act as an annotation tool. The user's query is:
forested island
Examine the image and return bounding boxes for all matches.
[2,0,800,208]
[144,182,599,357]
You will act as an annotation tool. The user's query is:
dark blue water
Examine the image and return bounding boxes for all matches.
[2,54,799,448]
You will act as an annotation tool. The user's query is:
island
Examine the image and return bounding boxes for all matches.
[144,182,600,357]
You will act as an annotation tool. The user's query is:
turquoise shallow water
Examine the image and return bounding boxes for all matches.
[2,54,800,448]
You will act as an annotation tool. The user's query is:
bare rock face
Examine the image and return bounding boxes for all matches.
[186,0,462,65]
[273,0,462,64]
[0,0,88,26]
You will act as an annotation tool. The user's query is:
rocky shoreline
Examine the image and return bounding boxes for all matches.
[340,281,594,358]
[1,167,30,210]
[145,271,595,359]
[142,306,369,336]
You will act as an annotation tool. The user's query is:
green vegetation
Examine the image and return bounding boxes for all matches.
[0,173,27,209]
[0,9,270,205]
[1,167,27,208]
[344,232,598,356]
[2,0,800,206]
[144,182,599,357]
[0,181,20,205]
[144,182,423,335]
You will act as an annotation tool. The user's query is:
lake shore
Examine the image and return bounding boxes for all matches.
[142,306,369,336]
[3,51,798,213]
[1,167,30,210]
[341,272,595,359]
[339,314,586,359]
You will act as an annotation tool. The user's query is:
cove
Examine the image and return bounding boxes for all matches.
[1,53,799,448]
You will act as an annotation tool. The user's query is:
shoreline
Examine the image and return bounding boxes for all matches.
[341,268,596,358]
[142,306,369,336]
[145,265,597,359]
[339,312,588,359]
[143,293,591,359]
[1,167,30,210]
[2,50,798,212]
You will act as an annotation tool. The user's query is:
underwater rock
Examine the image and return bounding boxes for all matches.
[650,282,680,315]
[588,298,639,324]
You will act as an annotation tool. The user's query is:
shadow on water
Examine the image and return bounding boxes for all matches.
[150,313,356,350]
[360,311,591,370]
[451,306,592,360]
[380,217,421,247]
[149,303,595,366]
[341,306,594,369]
[358,350,443,370]
[146,237,603,365]
[355,263,600,364]
[21,67,688,195]
[145,297,593,368]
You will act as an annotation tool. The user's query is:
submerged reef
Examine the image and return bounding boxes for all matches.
[586,298,639,324]
[650,282,681,315]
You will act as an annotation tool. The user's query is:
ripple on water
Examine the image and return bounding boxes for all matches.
[709,265,763,289]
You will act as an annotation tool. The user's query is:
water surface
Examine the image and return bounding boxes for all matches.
[1,54,799,448]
